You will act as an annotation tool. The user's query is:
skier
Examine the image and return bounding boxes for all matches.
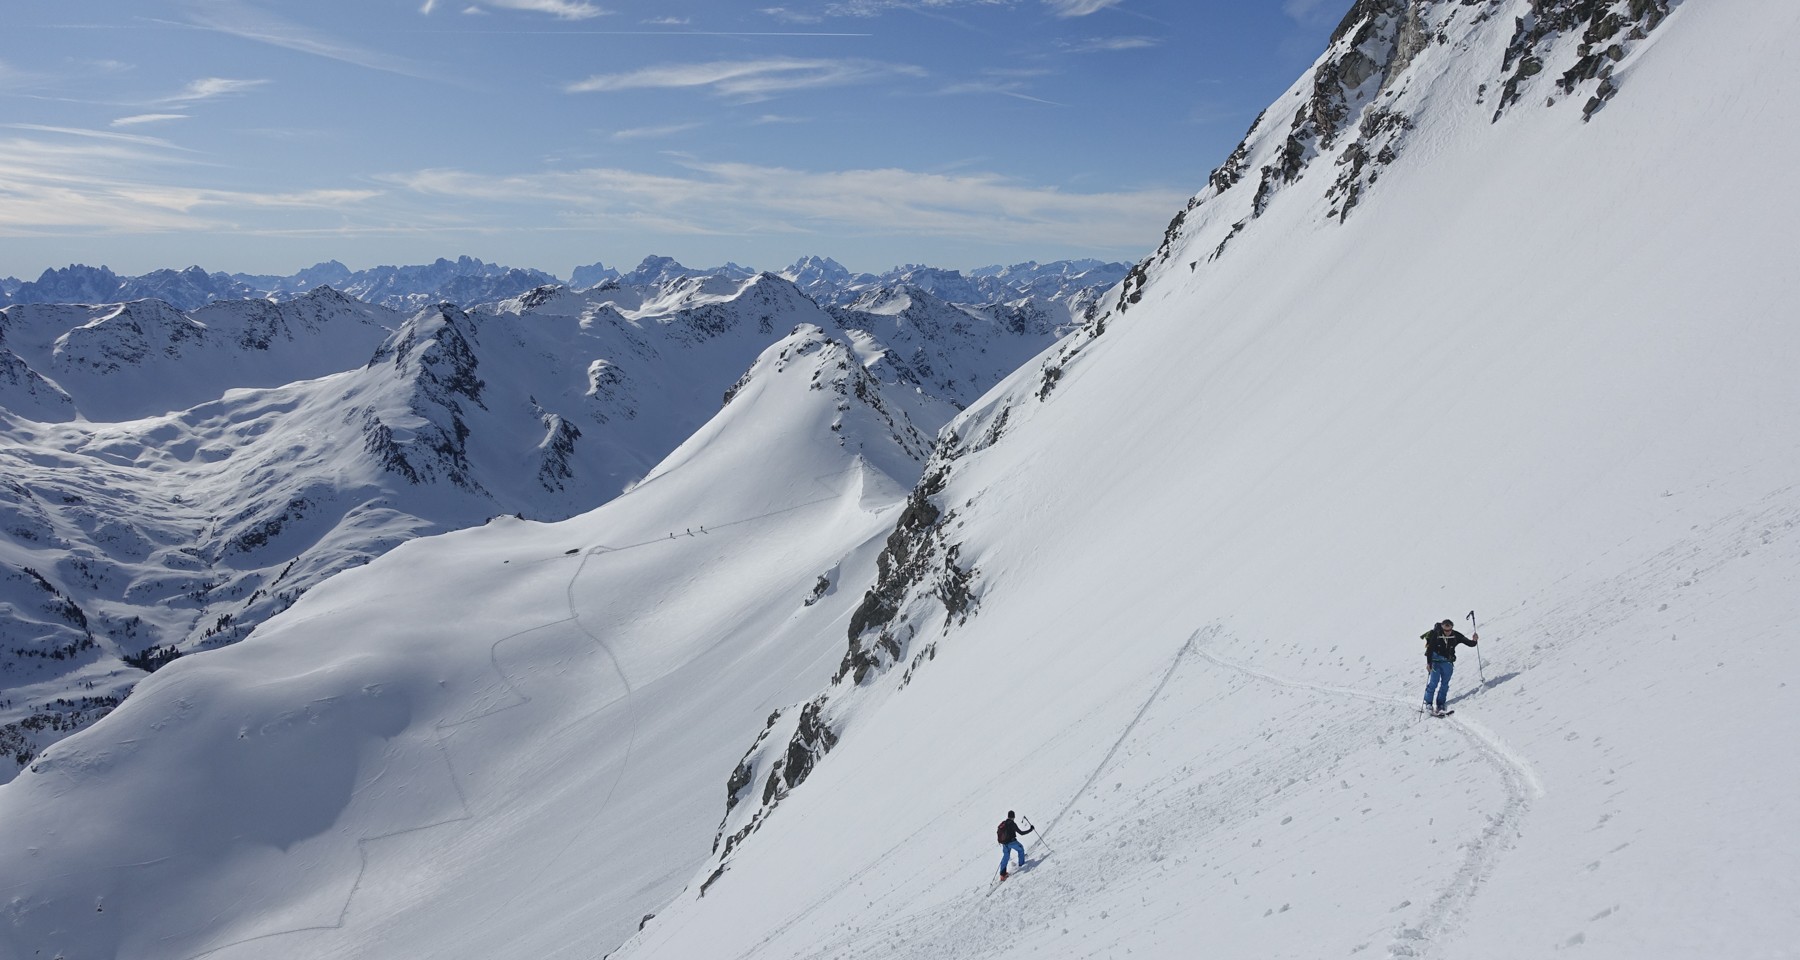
[996,810,1033,880]
[1421,618,1478,717]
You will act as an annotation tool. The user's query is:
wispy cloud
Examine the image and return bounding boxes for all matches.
[112,114,191,127]
[0,130,377,236]
[939,67,1058,105]
[821,0,1016,16]
[156,77,269,104]
[471,0,612,18]
[761,6,824,23]
[939,79,1059,105]
[1061,35,1158,52]
[567,57,924,99]
[5,124,187,150]
[180,0,444,81]
[382,159,1183,250]
[1043,0,1123,15]
[643,16,691,26]
[611,122,703,141]
[1282,0,1340,27]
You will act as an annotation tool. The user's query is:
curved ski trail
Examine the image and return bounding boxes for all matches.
[1194,643,1543,959]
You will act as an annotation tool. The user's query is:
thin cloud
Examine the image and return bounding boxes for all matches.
[643,16,691,26]
[1044,0,1123,15]
[112,114,191,126]
[472,0,612,18]
[822,0,1016,16]
[382,159,1183,251]
[180,0,445,81]
[939,79,1060,105]
[0,130,378,236]
[566,57,925,100]
[611,122,704,141]
[1282,0,1340,27]
[1061,35,1158,52]
[761,7,824,23]
[5,124,186,150]
[157,77,269,104]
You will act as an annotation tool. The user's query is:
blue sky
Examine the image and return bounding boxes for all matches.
[0,0,1346,279]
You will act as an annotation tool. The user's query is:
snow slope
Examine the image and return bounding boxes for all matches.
[612,2,1800,959]
[0,324,940,959]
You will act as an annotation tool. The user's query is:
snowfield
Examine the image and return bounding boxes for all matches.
[3,0,1798,958]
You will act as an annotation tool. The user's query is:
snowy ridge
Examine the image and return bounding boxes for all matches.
[0,322,943,958]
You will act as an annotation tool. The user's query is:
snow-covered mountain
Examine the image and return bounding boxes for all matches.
[775,255,1128,313]
[0,319,941,959]
[0,270,1061,781]
[1,254,1129,321]
[4,264,261,311]
[4,1,1796,958]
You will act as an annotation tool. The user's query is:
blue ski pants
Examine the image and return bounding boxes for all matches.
[998,840,1025,874]
[1424,658,1454,709]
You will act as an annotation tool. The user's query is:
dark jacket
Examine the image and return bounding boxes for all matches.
[1423,627,1476,663]
[997,818,1033,845]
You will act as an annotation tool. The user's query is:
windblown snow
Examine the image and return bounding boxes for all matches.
[3,1,1798,959]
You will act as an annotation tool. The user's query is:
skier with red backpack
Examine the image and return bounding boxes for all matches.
[996,810,1034,880]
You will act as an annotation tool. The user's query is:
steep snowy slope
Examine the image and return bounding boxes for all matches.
[614,2,1800,959]
[0,324,942,960]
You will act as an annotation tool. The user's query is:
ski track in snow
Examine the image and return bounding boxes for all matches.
[1193,641,1544,960]
[1041,630,1199,842]
[714,634,1200,960]
[752,625,1542,960]
[173,466,868,959]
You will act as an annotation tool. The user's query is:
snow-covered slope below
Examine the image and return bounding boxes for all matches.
[612,2,1800,959]
[0,324,939,960]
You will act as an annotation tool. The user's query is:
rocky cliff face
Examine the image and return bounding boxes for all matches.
[1132,0,1682,286]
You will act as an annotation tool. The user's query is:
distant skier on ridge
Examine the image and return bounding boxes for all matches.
[996,810,1034,880]
[1422,619,1478,717]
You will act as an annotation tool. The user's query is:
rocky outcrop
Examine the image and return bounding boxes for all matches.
[362,305,489,492]
[1494,0,1675,121]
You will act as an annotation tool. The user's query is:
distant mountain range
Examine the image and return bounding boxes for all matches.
[0,255,1130,314]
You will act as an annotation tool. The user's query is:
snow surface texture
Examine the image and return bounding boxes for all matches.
[0,272,1061,782]
[5,0,1799,958]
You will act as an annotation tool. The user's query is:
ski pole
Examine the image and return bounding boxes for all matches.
[1020,815,1053,854]
[1467,610,1486,685]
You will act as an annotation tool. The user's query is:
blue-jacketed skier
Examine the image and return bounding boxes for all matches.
[1422,619,1478,716]
[996,811,1033,880]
